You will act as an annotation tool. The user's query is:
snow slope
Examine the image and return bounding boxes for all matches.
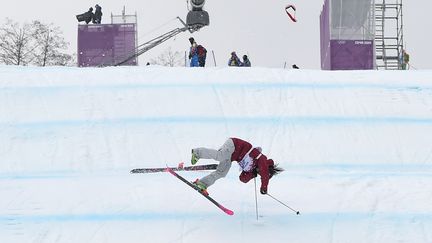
[1,65,432,242]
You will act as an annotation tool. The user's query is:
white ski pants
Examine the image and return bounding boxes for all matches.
[193,138,235,187]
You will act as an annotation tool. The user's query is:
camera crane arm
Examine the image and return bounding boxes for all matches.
[114,17,199,66]
[114,0,209,66]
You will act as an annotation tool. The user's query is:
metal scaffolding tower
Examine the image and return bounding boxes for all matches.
[375,0,404,69]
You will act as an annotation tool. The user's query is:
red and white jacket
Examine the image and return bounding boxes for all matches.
[230,138,274,191]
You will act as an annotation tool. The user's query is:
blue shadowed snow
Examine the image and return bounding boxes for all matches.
[1,163,432,180]
[0,212,205,222]
[2,115,432,129]
[1,212,431,223]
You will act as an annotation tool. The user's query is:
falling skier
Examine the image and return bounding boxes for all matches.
[191,138,283,195]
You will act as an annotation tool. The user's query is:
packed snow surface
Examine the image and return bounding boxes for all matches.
[1,65,432,242]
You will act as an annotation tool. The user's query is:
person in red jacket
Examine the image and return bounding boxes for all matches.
[191,138,283,195]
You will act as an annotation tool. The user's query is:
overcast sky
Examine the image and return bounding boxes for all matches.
[1,0,430,69]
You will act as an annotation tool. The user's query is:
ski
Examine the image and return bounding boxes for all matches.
[130,163,217,174]
[165,167,234,216]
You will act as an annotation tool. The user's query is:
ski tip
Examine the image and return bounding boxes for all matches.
[225,210,234,216]
[220,207,234,216]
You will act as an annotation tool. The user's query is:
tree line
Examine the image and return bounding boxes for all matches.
[0,18,74,66]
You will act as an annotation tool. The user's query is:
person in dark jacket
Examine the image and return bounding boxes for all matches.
[76,7,94,24]
[93,4,102,24]
[191,138,283,195]
[196,44,207,67]
[242,55,251,67]
[228,51,242,66]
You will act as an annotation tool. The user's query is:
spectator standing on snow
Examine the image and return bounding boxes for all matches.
[401,49,410,70]
[242,55,251,67]
[228,51,242,67]
[190,137,284,195]
[195,42,207,67]
[188,37,199,67]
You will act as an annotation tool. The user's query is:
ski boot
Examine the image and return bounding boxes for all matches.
[191,149,199,165]
[192,179,209,196]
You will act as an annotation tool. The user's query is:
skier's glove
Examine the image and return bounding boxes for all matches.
[260,187,267,195]
[252,168,258,177]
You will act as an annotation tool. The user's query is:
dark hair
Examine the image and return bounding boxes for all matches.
[269,164,284,177]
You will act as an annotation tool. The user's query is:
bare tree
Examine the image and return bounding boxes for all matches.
[150,47,183,67]
[0,18,36,65]
[32,21,72,66]
[0,19,73,66]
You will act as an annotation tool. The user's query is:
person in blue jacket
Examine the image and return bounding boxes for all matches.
[188,37,199,67]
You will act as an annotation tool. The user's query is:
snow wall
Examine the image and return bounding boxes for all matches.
[1,66,432,242]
